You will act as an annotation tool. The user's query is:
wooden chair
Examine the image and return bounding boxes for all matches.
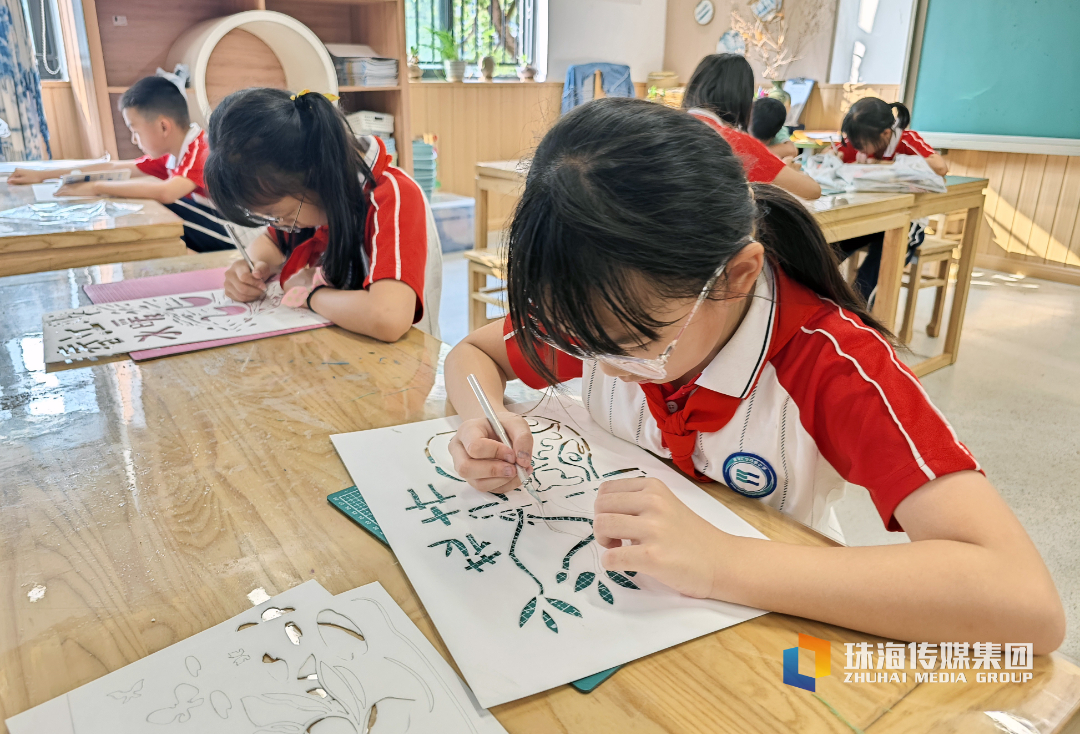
[898,234,960,344]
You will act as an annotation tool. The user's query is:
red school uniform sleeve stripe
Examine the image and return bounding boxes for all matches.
[771,302,980,531]
[502,314,584,389]
[134,154,169,180]
[174,131,209,196]
[364,167,429,320]
[897,130,936,158]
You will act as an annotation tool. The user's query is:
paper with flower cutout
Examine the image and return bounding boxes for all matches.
[41,284,330,363]
[6,581,504,734]
[330,399,770,708]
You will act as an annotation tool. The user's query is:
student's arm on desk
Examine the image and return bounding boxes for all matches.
[57,176,197,203]
[773,165,821,200]
[925,153,949,176]
[308,279,417,343]
[7,160,146,185]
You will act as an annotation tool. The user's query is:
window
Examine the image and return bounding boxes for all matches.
[20,0,67,81]
[406,0,536,77]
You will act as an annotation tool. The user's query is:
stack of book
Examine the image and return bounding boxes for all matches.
[326,43,399,88]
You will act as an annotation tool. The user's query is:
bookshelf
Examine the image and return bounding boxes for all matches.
[81,0,413,171]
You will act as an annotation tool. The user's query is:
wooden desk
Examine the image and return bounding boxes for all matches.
[0,182,186,277]
[4,252,1077,734]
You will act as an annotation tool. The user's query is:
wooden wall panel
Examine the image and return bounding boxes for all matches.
[409,81,563,229]
[946,149,1080,283]
[40,81,88,160]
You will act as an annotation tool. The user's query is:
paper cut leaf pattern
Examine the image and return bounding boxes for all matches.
[573,572,595,592]
[545,598,582,618]
[597,582,614,605]
[519,598,537,627]
[605,571,640,590]
[541,611,558,633]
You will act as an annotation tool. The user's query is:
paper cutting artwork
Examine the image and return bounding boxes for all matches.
[5,581,505,734]
[330,400,771,708]
[42,285,330,363]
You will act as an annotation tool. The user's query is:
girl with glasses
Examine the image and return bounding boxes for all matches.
[441,98,1063,651]
[205,88,442,341]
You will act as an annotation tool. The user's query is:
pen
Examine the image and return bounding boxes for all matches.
[225,223,255,272]
[466,373,534,494]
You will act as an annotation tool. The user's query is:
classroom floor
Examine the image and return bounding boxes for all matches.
[438,250,1080,663]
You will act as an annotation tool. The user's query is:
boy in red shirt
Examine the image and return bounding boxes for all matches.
[8,76,233,252]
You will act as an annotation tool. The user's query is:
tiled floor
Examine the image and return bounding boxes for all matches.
[438,253,1080,662]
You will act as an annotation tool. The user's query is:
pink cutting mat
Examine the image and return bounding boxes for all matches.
[83,268,329,361]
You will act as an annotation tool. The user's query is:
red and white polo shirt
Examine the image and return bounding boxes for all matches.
[272,135,442,337]
[687,107,786,183]
[503,262,980,534]
[837,127,937,163]
[134,123,211,202]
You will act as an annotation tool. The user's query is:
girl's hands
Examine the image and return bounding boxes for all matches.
[6,168,52,185]
[447,414,533,494]
[54,181,98,197]
[594,477,731,599]
[224,259,273,302]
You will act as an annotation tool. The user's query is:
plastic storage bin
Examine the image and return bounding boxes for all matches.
[430,192,475,253]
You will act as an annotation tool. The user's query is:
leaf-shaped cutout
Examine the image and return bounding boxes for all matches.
[318,662,362,722]
[519,597,536,627]
[556,571,567,583]
[625,571,638,577]
[597,581,614,604]
[261,606,295,622]
[605,570,640,589]
[545,598,582,617]
[284,622,303,645]
[541,610,558,633]
[574,572,595,592]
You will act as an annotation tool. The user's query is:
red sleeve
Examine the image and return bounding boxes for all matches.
[896,130,936,158]
[134,154,169,180]
[772,304,981,531]
[502,314,584,389]
[174,132,208,196]
[718,127,785,182]
[835,141,860,163]
[364,167,429,323]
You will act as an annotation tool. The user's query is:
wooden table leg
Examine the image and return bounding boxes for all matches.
[475,177,489,251]
[940,205,982,366]
[872,220,911,332]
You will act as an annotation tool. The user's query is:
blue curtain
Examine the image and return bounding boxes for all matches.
[0,0,50,161]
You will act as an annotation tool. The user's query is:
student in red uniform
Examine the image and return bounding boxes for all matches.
[204,88,441,341]
[836,97,948,174]
[442,99,1063,650]
[833,98,947,302]
[8,76,233,252]
[682,54,820,200]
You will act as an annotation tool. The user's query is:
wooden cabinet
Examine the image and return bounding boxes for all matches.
[81,0,413,171]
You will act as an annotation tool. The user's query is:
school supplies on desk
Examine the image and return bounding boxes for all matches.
[5,580,506,734]
[83,268,330,360]
[330,399,768,707]
[327,485,622,694]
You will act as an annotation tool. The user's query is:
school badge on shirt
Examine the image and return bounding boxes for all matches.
[722,452,777,498]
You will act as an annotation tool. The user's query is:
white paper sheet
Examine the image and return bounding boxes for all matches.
[6,581,505,734]
[330,399,769,708]
[42,285,331,363]
[32,183,93,202]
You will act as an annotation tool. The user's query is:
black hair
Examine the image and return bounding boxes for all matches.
[205,88,375,290]
[682,53,755,131]
[841,97,912,153]
[750,97,787,143]
[507,97,892,385]
[119,76,190,128]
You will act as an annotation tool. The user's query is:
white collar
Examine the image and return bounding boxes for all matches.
[882,122,903,158]
[686,107,731,129]
[168,123,202,171]
[695,261,776,399]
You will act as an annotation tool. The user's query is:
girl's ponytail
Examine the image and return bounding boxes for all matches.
[750,183,894,340]
[889,101,911,130]
[206,88,375,291]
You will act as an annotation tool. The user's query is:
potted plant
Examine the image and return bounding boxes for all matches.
[408,46,423,80]
[428,29,465,82]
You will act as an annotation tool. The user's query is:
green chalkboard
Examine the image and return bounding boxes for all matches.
[910,0,1080,140]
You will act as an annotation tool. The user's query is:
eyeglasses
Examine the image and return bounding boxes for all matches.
[243,195,306,233]
[539,263,727,382]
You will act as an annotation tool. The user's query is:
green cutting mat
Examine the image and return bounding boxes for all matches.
[327,485,620,693]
